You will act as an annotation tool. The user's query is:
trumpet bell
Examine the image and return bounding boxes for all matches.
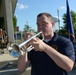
[12,44,20,52]
[10,50,20,58]
[8,43,21,57]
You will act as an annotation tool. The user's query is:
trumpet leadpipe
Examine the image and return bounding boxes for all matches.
[8,31,42,51]
[18,31,42,48]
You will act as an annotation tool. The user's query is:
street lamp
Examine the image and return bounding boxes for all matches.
[57,8,60,31]
[57,6,65,32]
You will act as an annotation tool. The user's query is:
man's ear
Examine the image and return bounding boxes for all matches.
[52,22,54,27]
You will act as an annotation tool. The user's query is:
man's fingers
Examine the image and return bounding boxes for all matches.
[24,32,34,40]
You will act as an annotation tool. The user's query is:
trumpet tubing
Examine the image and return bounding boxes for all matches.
[8,31,43,57]
[19,31,42,48]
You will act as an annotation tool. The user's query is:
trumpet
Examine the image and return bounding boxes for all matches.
[8,31,44,57]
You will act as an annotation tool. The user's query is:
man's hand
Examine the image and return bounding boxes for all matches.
[31,38,47,52]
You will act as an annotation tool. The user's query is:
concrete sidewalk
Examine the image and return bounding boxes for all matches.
[0,53,31,75]
[0,66,31,75]
[0,54,18,62]
[0,53,18,69]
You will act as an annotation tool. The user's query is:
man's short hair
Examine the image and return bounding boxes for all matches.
[37,12,54,22]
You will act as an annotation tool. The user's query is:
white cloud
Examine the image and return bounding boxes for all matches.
[57,6,66,10]
[14,14,18,18]
[17,3,28,10]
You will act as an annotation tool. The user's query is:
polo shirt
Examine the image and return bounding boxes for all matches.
[28,33,75,75]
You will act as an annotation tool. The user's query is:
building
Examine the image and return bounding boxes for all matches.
[53,17,59,32]
[0,0,18,42]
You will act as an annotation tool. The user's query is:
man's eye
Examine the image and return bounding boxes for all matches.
[42,23,47,25]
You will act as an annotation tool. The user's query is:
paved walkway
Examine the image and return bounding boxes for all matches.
[0,53,18,69]
[0,54,18,62]
[0,49,76,75]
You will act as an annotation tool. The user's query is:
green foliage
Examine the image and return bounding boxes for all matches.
[59,10,76,37]
[13,15,17,31]
[0,17,5,30]
[23,24,37,35]
[0,15,17,31]
[59,27,66,37]
[71,11,76,30]
[24,24,31,32]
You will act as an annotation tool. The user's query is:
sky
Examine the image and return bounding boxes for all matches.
[15,0,76,31]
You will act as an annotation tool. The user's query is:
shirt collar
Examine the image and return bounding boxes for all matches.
[51,32,58,42]
[39,32,58,42]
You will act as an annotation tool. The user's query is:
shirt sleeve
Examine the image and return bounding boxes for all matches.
[59,37,75,62]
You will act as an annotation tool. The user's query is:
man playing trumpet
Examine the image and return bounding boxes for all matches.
[18,12,75,75]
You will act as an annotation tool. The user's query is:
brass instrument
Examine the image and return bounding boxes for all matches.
[8,31,44,57]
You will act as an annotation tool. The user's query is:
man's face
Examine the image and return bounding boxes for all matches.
[37,15,54,36]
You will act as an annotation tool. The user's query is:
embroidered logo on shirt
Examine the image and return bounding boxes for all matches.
[51,45,58,51]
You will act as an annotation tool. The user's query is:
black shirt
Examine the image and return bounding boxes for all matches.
[28,33,75,75]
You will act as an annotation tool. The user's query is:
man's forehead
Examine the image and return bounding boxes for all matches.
[37,16,49,23]
[38,15,47,19]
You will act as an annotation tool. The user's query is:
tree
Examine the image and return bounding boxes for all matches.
[71,11,76,31]
[13,15,17,31]
[0,17,5,30]
[59,10,76,36]
[23,23,37,35]
[24,24,31,32]
[0,15,17,31]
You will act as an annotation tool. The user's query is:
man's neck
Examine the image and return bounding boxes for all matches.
[44,32,54,40]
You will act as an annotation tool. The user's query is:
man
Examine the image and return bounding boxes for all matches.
[18,12,75,75]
